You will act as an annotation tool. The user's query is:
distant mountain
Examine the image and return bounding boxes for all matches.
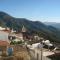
[0,11,60,43]
[44,22,60,29]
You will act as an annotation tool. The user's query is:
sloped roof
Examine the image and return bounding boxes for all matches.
[0,40,10,46]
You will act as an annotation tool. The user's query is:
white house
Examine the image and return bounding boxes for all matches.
[0,27,5,31]
[0,31,9,42]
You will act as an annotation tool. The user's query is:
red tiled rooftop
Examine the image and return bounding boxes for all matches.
[0,40,10,46]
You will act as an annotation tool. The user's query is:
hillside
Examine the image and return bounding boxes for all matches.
[0,11,60,42]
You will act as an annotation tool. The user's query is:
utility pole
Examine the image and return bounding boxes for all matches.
[37,53,39,60]
[41,47,43,60]
[40,41,43,60]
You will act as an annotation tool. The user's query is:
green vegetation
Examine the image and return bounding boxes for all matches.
[10,41,23,45]
[0,12,60,43]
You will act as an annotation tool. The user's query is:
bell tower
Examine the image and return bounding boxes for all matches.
[21,25,27,40]
[22,25,26,33]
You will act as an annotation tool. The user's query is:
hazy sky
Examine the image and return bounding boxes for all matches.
[0,0,60,22]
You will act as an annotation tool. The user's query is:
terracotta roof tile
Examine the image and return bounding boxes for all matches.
[0,40,10,46]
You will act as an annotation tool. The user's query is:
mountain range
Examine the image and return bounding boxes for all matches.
[44,22,60,29]
[0,11,60,43]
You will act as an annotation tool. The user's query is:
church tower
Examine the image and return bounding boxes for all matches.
[22,25,27,33]
[21,25,27,40]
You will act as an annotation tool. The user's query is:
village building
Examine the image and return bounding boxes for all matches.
[34,35,40,40]
[0,30,9,41]
[8,25,33,42]
[0,27,6,31]
[8,25,43,43]
[0,30,10,56]
[0,41,10,56]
